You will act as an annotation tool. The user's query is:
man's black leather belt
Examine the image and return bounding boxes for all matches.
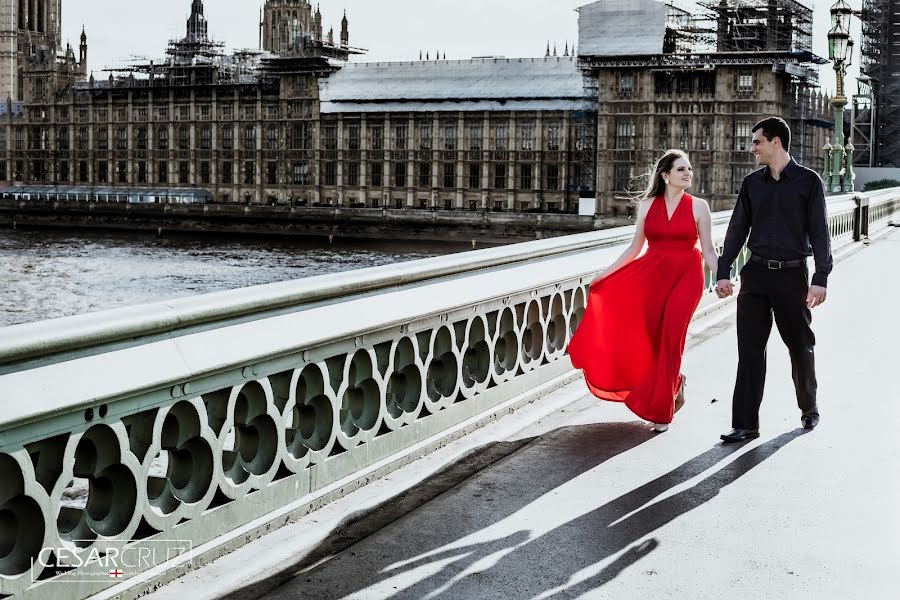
[749,254,807,270]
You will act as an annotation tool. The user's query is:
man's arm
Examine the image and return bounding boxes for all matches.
[716,179,752,282]
[807,174,833,288]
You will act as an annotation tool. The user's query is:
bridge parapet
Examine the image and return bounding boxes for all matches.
[0,189,895,599]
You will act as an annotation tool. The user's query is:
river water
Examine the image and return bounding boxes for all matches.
[0,228,469,327]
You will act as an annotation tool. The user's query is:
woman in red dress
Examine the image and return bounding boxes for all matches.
[568,150,720,432]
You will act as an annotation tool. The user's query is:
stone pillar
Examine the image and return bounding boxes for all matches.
[360,113,368,201]
[336,114,343,205]
[481,112,489,200]
[406,114,414,208]
[432,113,439,201]
[456,112,464,208]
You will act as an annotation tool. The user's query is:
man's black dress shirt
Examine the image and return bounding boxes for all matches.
[717,159,833,288]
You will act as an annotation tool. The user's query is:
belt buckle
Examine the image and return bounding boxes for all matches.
[766,259,783,270]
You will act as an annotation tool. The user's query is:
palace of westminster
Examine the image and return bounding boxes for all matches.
[0,0,833,215]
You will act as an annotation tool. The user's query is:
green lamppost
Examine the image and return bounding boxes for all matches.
[826,0,855,193]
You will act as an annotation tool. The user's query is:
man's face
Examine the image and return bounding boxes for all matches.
[750,129,777,166]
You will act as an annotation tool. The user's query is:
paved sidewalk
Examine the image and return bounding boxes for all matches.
[255,230,900,600]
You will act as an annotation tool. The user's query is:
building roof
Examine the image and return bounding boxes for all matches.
[319,56,592,114]
[578,0,667,57]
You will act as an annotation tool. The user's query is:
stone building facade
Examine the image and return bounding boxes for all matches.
[313,59,596,212]
[579,0,831,214]
[1,0,835,216]
[0,0,78,101]
[585,57,832,214]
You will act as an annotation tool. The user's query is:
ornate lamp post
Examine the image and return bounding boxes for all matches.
[826,0,855,193]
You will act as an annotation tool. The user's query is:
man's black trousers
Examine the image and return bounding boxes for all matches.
[732,261,818,430]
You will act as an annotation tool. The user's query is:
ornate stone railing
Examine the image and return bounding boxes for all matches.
[865,188,900,237]
[0,191,896,599]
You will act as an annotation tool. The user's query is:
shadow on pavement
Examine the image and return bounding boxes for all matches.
[258,426,806,600]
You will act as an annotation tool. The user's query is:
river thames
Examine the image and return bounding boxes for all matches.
[0,228,469,327]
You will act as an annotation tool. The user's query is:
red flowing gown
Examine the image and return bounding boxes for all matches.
[568,193,704,424]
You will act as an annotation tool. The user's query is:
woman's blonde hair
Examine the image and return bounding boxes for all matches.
[628,149,690,204]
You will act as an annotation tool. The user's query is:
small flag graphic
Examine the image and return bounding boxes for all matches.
[109,569,124,578]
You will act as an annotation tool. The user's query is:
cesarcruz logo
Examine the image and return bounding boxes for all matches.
[31,540,192,583]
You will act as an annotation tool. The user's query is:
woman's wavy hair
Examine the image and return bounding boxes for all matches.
[626,149,690,205]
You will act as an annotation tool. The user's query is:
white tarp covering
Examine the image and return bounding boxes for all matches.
[578,0,668,57]
[319,56,592,113]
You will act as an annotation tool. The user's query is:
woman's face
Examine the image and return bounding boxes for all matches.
[665,158,693,190]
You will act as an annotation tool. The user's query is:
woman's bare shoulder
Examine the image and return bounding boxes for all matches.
[691,196,712,213]
[636,198,654,216]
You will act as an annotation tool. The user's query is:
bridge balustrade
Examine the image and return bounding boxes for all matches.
[0,190,895,599]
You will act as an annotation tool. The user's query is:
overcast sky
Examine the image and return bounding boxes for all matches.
[61,0,861,95]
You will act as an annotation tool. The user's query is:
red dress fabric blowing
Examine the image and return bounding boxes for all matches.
[568,193,704,424]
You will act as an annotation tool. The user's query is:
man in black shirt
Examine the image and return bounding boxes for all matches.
[715,117,833,443]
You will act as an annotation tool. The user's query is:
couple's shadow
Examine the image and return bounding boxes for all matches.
[275,424,808,600]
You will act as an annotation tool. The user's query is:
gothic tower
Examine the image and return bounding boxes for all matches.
[0,1,16,98]
[186,0,209,42]
[314,5,323,41]
[1,0,63,99]
[79,25,87,75]
[340,10,349,47]
[261,1,351,56]
[261,0,316,56]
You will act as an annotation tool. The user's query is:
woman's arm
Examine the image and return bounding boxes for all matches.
[590,200,651,287]
[694,197,718,280]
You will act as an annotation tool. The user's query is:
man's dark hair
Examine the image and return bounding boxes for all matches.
[752,117,791,150]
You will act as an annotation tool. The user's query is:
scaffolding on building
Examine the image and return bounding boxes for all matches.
[669,1,825,168]
[579,0,830,208]
[699,0,814,54]
[655,0,816,55]
[663,1,716,54]
[700,0,823,166]
[97,0,363,89]
[851,75,876,167]
[861,0,900,167]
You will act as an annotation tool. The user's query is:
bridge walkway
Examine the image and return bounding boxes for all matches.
[148,228,899,600]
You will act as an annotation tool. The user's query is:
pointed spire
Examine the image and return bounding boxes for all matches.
[545,41,550,58]
[79,25,88,67]
[443,52,446,60]
[426,51,430,60]
[314,4,322,40]
[186,0,208,41]
[553,43,557,57]
[340,8,349,46]
[564,42,569,57]
[419,49,423,60]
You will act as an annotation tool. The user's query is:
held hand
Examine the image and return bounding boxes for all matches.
[806,285,827,309]
[715,279,734,299]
